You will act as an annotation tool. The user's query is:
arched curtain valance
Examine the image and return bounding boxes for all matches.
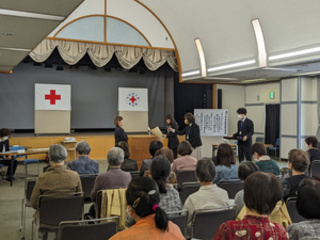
[29,39,178,72]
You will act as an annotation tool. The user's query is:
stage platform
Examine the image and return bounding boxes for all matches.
[9,132,185,169]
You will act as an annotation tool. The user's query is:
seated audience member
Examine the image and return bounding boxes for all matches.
[234,161,259,214]
[67,141,99,174]
[109,177,185,240]
[139,141,163,176]
[252,142,280,176]
[214,143,239,184]
[30,144,82,240]
[90,147,131,202]
[117,141,138,172]
[214,172,288,239]
[150,156,181,213]
[0,128,18,181]
[154,148,176,184]
[281,149,310,202]
[305,136,320,166]
[183,158,229,235]
[288,179,320,239]
[172,141,197,174]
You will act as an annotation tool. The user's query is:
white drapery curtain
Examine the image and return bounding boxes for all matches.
[29,39,178,72]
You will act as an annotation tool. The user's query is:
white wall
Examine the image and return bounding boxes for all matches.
[245,82,280,141]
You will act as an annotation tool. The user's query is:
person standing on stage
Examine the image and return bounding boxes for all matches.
[114,116,128,146]
[170,112,202,160]
[162,114,179,159]
[229,108,254,162]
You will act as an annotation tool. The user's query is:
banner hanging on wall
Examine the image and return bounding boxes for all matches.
[118,87,148,111]
[35,83,71,111]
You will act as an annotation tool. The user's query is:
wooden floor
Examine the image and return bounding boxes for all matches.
[9,132,184,168]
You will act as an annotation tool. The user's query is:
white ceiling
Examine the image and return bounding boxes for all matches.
[0,0,84,72]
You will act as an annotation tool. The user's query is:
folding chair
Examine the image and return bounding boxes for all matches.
[167,210,188,238]
[191,205,237,240]
[176,170,197,188]
[19,178,37,240]
[10,146,39,177]
[310,160,320,180]
[268,138,280,158]
[218,180,243,199]
[58,216,118,240]
[286,197,304,223]
[129,171,140,180]
[80,174,97,204]
[32,192,84,240]
[180,182,200,205]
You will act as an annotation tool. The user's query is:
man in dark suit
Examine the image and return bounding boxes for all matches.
[230,108,254,162]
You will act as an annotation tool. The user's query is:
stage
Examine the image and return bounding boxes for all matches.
[9,132,185,168]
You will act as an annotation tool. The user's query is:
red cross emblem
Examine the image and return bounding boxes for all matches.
[129,96,137,104]
[45,90,61,105]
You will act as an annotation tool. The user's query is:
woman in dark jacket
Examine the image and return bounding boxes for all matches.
[114,116,128,146]
[163,114,179,159]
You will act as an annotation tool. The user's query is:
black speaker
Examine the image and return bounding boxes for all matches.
[217,89,222,109]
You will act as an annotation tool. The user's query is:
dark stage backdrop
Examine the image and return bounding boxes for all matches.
[0,62,174,130]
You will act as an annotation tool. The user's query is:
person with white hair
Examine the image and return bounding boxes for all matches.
[67,141,99,174]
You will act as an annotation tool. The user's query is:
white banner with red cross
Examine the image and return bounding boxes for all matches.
[35,83,71,111]
[118,87,148,111]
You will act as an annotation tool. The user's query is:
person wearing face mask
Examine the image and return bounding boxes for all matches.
[0,128,18,181]
[227,108,254,162]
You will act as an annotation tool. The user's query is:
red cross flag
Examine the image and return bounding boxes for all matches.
[118,87,148,111]
[35,83,71,111]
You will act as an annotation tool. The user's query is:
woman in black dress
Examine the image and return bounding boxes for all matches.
[114,116,128,146]
[163,114,179,159]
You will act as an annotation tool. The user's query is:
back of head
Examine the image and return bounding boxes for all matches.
[288,149,309,172]
[251,142,267,156]
[117,141,130,159]
[114,116,123,126]
[237,108,247,115]
[238,161,260,181]
[196,158,216,182]
[216,143,236,167]
[126,177,168,231]
[149,141,163,157]
[305,136,319,148]
[150,156,171,193]
[184,112,195,124]
[154,148,174,163]
[177,141,192,156]
[76,141,91,155]
[244,172,283,215]
[48,144,67,163]
[0,128,11,138]
[107,147,124,167]
[297,179,320,219]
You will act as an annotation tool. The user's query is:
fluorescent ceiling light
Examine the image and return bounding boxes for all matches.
[240,79,267,83]
[182,70,200,77]
[0,47,31,52]
[251,19,267,68]
[204,77,238,81]
[194,38,207,78]
[0,9,65,21]
[293,70,320,76]
[207,60,256,72]
[269,47,320,61]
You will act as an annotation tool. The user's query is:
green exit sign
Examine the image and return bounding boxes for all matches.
[269,92,275,99]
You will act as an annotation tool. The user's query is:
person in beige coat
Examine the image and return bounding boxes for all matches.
[30,144,82,240]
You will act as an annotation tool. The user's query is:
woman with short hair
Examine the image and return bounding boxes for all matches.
[214,143,239,184]
[171,141,197,174]
[214,172,288,239]
[288,179,320,239]
[109,177,184,240]
[114,116,128,146]
[117,141,138,172]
